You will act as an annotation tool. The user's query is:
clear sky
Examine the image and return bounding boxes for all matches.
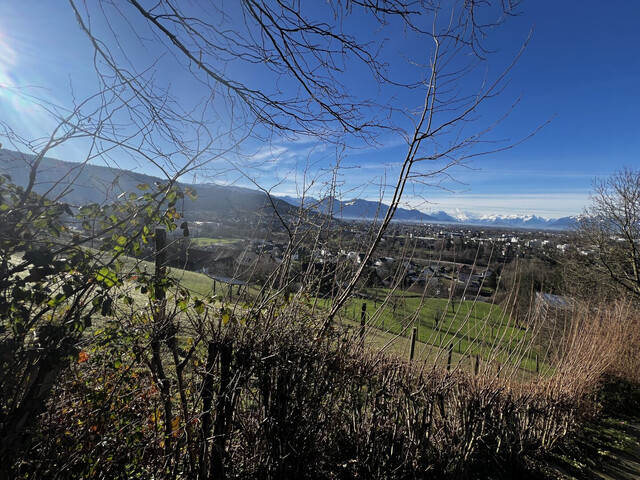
[0,1,639,219]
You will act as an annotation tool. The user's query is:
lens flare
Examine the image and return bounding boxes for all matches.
[0,19,65,147]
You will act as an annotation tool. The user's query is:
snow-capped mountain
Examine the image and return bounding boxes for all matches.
[474,214,553,228]
[429,212,579,230]
[276,194,579,230]
[278,196,436,222]
[452,209,470,222]
[428,211,460,223]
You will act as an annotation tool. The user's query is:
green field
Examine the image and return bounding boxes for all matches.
[190,237,241,247]
[101,250,540,374]
[332,293,540,374]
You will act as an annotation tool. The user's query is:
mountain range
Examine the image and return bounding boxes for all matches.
[0,149,292,217]
[0,149,576,230]
[278,194,577,230]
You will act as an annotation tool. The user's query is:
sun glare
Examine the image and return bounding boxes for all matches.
[0,20,63,147]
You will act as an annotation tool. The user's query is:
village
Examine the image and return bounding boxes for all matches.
[165,218,574,305]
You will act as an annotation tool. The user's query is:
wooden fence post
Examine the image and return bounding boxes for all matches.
[152,228,172,458]
[155,227,166,290]
[447,343,453,371]
[410,326,417,361]
[359,302,366,340]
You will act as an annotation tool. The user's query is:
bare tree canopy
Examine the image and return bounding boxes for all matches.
[51,1,530,320]
[579,167,640,297]
[3,0,524,187]
[68,0,522,137]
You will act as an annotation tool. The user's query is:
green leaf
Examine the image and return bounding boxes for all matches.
[137,183,150,191]
[96,267,118,288]
[194,300,205,315]
[185,187,198,200]
[47,293,67,308]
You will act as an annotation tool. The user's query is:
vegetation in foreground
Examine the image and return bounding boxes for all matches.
[2,0,639,477]
[2,173,640,479]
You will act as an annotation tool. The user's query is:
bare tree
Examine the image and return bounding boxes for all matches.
[0,4,564,477]
[578,167,640,298]
[55,0,538,329]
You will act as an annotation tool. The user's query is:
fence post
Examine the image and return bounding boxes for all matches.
[474,355,480,375]
[447,343,453,371]
[410,326,417,361]
[359,302,366,340]
[155,227,166,288]
[152,228,172,456]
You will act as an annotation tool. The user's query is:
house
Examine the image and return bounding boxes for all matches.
[180,247,214,271]
[534,292,575,322]
[209,252,237,277]
[374,257,395,267]
[236,251,259,267]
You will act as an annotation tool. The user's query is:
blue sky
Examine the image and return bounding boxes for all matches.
[0,1,639,218]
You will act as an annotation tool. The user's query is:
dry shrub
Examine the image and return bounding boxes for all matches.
[539,299,636,394]
[17,296,640,479]
[598,301,640,383]
[16,347,163,479]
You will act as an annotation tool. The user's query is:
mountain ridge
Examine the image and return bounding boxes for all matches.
[0,149,294,217]
[0,149,577,230]
[277,194,578,230]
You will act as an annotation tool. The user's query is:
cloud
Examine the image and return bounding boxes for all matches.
[400,192,589,217]
[248,145,290,162]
